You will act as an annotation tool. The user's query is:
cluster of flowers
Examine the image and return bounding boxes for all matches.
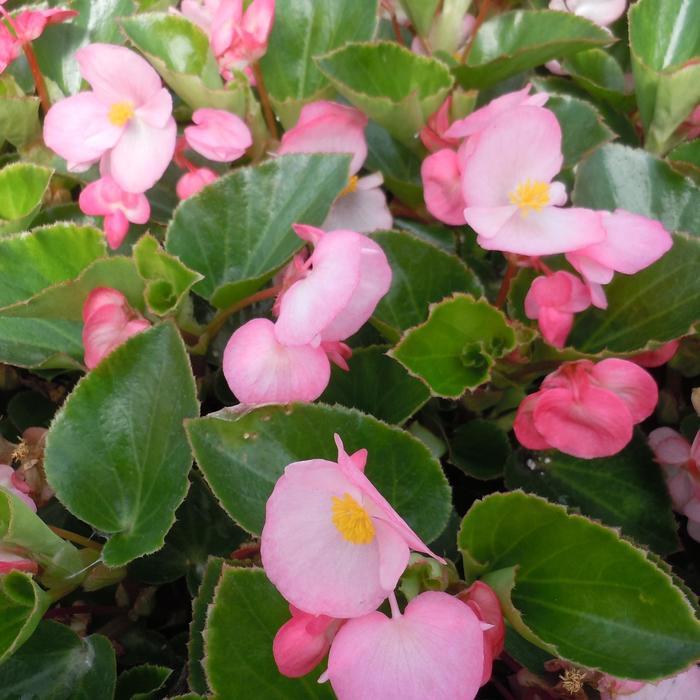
[421,84,673,348]
[261,434,504,699]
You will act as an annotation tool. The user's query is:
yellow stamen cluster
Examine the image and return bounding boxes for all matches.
[340,175,359,197]
[509,179,550,216]
[108,101,135,127]
[331,492,375,544]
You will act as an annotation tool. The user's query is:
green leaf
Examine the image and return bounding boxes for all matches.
[448,419,511,480]
[187,403,451,542]
[204,566,334,698]
[0,620,116,699]
[369,230,482,341]
[458,491,700,679]
[320,345,430,424]
[504,435,680,555]
[562,48,634,109]
[259,0,378,127]
[453,10,611,90]
[134,233,203,315]
[165,154,350,308]
[0,572,50,664]
[546,94,615,167]
[399,0,440,36]
[0,163,52,235]
[316,41,454,148]
[629,0,700,153]
[44,324,199,567]
[390,294,516,398]
[115,664,172,700]
[668,138,700,180]
[0,76,41,149]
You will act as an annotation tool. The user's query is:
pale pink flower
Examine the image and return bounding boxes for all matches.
[43,44,176,193]
[631,340,680,368]
[321,173,393,234]
[514,359,658,459]
[273,605,344,678]
[325,591,484,700]
[261,435,445,618]
[461,106,606,256]
[422,147,467,225]
[566,209,673,308]
[222,318,331,405]
[549,0,627,27]
[600,666,700,700]
[82,288,150,370]
[184,108,251,162]
[0,464,36,512]
[524,271,591,348]
[274,224,392,346]
[176,167,218,200]
[180,0,220,30]
[420,97,460,153]
[0,23,20,72]
[79,175,150,250]
[649,427,700,542]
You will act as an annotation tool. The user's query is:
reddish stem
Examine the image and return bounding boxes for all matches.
[495,260,517,309]
[390,13,405,45]
[251,62,278,141]
[460,0,493,65]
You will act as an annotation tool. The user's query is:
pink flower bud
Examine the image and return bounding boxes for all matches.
[176,167,218,199]
[184,108,252,162]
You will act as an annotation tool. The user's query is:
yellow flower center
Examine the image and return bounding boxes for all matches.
[509,179,550,216]
[340,175,359,197]
[331,493,375,544]
[108,101,135,127]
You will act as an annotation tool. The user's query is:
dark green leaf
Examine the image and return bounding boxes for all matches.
[115,664,172,700]
[449,419,511,480]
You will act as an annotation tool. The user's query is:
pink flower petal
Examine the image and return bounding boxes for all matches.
[185,108,252,162]
[649,427,690,467]
[549,0,627,27]
[513,393,553,451]
[631,340,680,368]
[135,88,174,130]
[374,519,411,590]
[176,168,218,199]
[0,547,38,575]
[322,176,393,234]
[589,358,658,423]
[0,464,37,512]
[104,210,130,250]
[422,149,467,225]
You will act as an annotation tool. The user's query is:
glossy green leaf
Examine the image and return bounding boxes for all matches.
[44,323,199,567]
[453,10,610,90]
[259,0,378,127]
[187,403,451,541]
[391,294,516,398]
[316,42,453,148]
[0,163,52,235]
[399,0,440,36]
[629,0,700,153]
[0,76,40,149]
[0,620,116,699]
[166,154,349,308]
[449,419,511,480]
[0,572,50,664]
[370,231,482,341]
[563,48,634,109]
[115,664,172,700]
[320,345,430,424]
[668,138,700,180]
[505,435,680,554]
[134,233,203,315]
[204,566,334,698]
[458,492,700,679]
[546,94,615,167]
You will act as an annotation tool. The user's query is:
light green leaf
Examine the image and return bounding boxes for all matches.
[399,0,440,37]
[0,163,53,235]
[44,324,199,567]
[187,403,451,542]
[165,154,350,309]
[458,491,700,679]
[453,10,611,90]
[259,0,378,127]
[390,294,516,398]
[316,41,453,148]
[204,566,334,698]
[0,76,40,149]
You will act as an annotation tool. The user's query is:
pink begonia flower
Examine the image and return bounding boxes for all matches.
[180,0,220,30]
[649,427,700,542]
[631,340,680,368]
[422,148,467,225]
[184,108,252,162]
[549,0,627,27]
[524,271,591,348]
[274,224,392,346]
[82,288,150,370]
[566,209,672,308]
[420,97,460,153]
[324,591,484,700]
[514,359,658,459]
[0,464,36,512]
[278,101,392,233]
[176,167,218,200]
[461,106,606,256]
[43,44,176,193]
[261,435,445,618]
[457,581,505,686]
[79,175,150,250]
[600,665,700,700]
[273,605,344,678]
[222,318,331,405]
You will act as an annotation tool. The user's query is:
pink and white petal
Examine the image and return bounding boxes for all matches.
[0,465,36,511]
[222,318,331,405]
[135,87,174,130]
[76,43,163,107]
[322,184,393,234]
[587,280,608,309]
[374,519,411,591]
[327,592,484,700]
[82,303,132,369]
[665,469,692,511]
[82,288,128,323]
[274,231,363,346]
[122,192,151,224]
[43,93,121,167]
[107,117,177,193]
[421,149,467,226]
[550,0,627,27]
[590,358,658,423]
[185,108,252,162]
[513,393,553,450]
[464,205,518,239]
[537,307,574,348]
[533,385,634,458]
[648,428,690,467]
[461,106,563,207]
[566,251,614,285]
[548,181,568,206]
[241,0,276,46]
